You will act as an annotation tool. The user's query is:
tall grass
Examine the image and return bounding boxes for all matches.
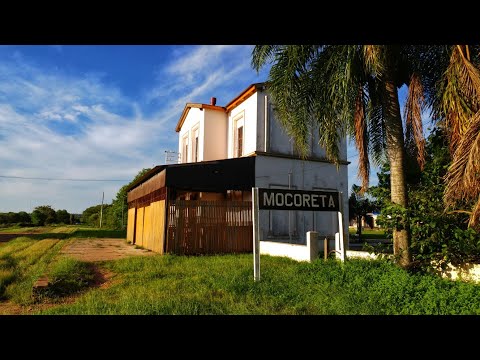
[0,237,67,304]
[41,254,480,315]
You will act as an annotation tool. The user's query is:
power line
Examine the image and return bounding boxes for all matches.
[0,175,129,182]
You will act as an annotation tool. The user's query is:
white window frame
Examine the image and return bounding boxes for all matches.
[233,112,245,158]
[192,125,200,163]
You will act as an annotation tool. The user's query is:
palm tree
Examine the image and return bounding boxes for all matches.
[252,45,480,267]
[252,45,429,267]
[429,45,480,229]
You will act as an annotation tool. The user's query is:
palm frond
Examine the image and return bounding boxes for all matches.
[366,77,387,167]
[251,45,280,72]
[468,196,480,229]
[363,45,384,77]
[354,86,369,193]
[264,46,321,158]
[440,45,480,152]
[404,73,426,169]
[444,110,480,224]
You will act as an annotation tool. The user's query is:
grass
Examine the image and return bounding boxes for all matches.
[39,254,480,315]
[349,228,387,241]
[0,237,67,304]
[42,257,95,299]
[2,226,480,315]
[0,236,96,305]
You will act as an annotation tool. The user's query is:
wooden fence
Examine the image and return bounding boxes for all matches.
[167,200,253,255]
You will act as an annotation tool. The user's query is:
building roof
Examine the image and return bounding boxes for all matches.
[174,82,267,133]
[175,103,226,132]
[225,82,265,111]
[126,156,256,195]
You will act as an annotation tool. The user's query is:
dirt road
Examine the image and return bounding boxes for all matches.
[60,238,155,262]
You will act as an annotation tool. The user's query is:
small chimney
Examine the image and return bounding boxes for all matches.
[210,97,217,106]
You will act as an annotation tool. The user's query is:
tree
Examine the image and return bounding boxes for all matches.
[109,168,151,229]
[80,168,151,229]
[17,211,31,224]
[372,128,480,267]
[31,205,56,226]
[432,46,480,230]
[56,209,71,224]
[252,45,480,268]
[349,184,377,242]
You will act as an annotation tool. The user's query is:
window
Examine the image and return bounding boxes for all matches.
[236,126,243,157]
[233,114,244,158]
[182,134,189,163]
[192,127,199,162]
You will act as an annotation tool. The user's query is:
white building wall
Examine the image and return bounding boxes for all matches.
[204,109,228,161]
[178,108,205,163]
[254,155,349,246]
[255,89,347,160]
[227,93,258,158]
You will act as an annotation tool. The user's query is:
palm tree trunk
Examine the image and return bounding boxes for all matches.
[384,64,412,268]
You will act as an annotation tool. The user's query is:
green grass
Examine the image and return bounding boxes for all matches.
[349,228,387,240]
[0,237,67,304]
[42,257,95,299]
[0,236,96,305]
[39,254,480,315]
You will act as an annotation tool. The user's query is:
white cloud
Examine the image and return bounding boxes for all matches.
[165,45,238,77]
[0,45,265,213]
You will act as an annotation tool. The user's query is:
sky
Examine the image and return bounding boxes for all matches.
[0,45,377,214]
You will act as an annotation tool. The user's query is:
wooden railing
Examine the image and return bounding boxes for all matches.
[167,200,253,255]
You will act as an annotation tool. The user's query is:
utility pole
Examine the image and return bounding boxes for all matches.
[99,191,104,228]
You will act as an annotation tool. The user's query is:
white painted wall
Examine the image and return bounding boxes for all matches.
[204,109,228,161]
[178,108,204,163]
[255,154,349,247]
[227,93,258,158]
[260,231,319,262]
[253,89,347,161]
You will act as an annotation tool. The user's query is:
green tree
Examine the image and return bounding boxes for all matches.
[17,211,31,224]
[109,168,151,229]
[31,205,56,226]
[349,184,378,242]
[56,209,71,224]
[372,129,480,267]
[81,204,111,227]
[252,45,480,268]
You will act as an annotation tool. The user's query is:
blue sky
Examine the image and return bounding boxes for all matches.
[0,45,377,213]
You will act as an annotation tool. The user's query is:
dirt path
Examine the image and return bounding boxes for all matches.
[0,238,154,315]
[60,238,155,262]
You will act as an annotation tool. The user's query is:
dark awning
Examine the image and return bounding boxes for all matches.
[165,156,255,192]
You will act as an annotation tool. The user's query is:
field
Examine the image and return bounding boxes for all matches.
[1,226,480,315]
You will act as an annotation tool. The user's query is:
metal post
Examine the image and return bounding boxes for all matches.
[324,236,328,260]
[252,187,260,281]
[337,191,345,262]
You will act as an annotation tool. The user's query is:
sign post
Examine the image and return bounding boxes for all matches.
[252,187,260,282]
[252,187,343,281]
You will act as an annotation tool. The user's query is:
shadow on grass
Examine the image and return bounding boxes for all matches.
[29,229,126,240]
